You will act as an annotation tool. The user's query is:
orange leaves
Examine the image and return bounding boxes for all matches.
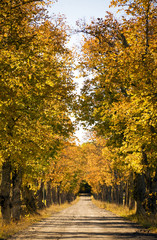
[47,143,85,194]
[78,136,131,194]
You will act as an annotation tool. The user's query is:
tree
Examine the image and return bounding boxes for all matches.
[48,142,85,202]
[0,0,76,223]
[76,0,157,214]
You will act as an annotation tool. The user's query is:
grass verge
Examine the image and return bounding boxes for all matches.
[0,198,79,239]
[92,197,157,233]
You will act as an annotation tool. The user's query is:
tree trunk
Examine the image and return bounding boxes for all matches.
[125,182,129,207]
[22,186,37,213]
[36,181,45,209]
[12,169,22,221]
[0,160,11,224]
[129,195,135,210]
[134,173,146,215]
[67,192,74,203]
[114,185,118,204]
[61,192,65,204]
[149,169,157,214]
[46,181,52,207]
[107,186,111,202]
[111,187,114,203]
[52,187,57,204]
[128,173,135,210]
[57,186,61,205]
[119,183,123,205]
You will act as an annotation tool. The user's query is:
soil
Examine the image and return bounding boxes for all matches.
[8,195,157,240]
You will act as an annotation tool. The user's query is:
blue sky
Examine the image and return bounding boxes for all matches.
[48,0,118,143]
[49,0,118,27]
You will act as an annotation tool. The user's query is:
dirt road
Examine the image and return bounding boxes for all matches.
[8,196,157,240]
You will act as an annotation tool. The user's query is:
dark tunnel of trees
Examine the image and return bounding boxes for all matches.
[79,181,92,194]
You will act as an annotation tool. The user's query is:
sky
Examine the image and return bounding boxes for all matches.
[49,0,117,26]
[48,0,118,144]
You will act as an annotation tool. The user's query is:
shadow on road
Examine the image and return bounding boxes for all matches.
[13,215,157,240]
[8,196,157,240]
[10,231,157,239]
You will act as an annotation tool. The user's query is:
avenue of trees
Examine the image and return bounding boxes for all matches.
[76,0,157,215]
[0,0,157,225]
[0,0,79,224]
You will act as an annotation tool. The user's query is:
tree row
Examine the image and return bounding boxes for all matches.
[76,0,157,215]
[0,0,80,224]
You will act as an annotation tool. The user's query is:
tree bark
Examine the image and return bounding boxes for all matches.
[52,187,57,204]
[36,181,45,209]
[46,181,52,207]
[128,173,135,210]
[119,183,123,205]
[134,173,146,215]
[0,159,11,224]
[61,191,65,204]
[12,169,22,221]
[22,185,37,213]
[67,192,74,203]
[57,185,61,205]
[149,169,157,214]
[107,186,112,202]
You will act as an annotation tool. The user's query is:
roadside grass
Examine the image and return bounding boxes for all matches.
[0,198,79,239]
[92,197,157,233]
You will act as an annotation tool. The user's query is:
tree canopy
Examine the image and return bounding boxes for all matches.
[0,0,157,224]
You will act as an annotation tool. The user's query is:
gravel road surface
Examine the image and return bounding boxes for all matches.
[8,195,157,240]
